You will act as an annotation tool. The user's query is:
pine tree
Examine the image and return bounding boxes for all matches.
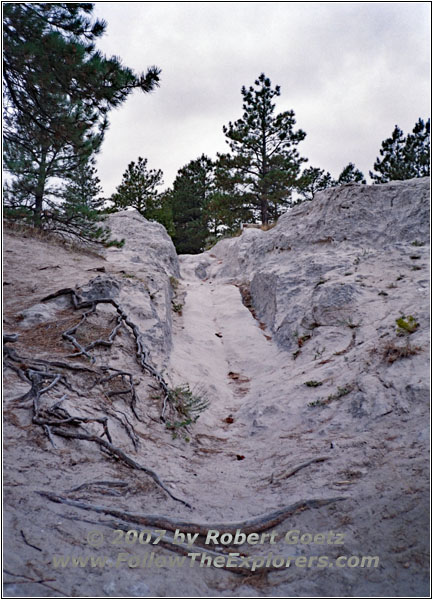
[296,167,334,201]
[169,155,214,254]
[4,93,103,226]
[337,163,366,185]
[205,155,254,238]
[222,73,307,224]
[109,157,164,220]
[3,3,160,226]
[403,118,430,178]
[155,191,175,238]
[51,159,121,245]
[369,118,430,183]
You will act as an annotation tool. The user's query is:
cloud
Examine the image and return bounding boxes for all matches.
[93,2,430,194]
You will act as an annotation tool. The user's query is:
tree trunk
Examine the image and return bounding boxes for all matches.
[34,150,47,227]
[260,198,268,225]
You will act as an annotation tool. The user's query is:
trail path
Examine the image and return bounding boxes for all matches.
[168,254,287,429]
[165,254,329,523]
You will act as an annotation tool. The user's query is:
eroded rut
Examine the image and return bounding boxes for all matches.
[168,254,286,428]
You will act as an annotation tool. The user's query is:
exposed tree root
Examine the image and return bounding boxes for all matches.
[39,491,346,575]
[97,367,139,420]
[39,491,346,535]
[48,429,190,507]
[3,568,66,596]
[3,335,190,508]
[66,480,129,493]
[41,287,172,420]
[20,529,42,552]
[274,456,330,481]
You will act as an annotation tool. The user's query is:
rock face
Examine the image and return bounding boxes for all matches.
[195,176,430,424]
[103,209,180,363]
[2,180,430,597]
[209,176,430,347]
[16,209,180,366]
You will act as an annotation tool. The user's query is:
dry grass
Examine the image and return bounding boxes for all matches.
[381,340,423,364]
[17,312,79,353]
[4,220,106,259]
[260,222,277,231]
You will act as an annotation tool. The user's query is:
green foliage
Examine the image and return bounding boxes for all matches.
[169,276,179,291]
[370,118,430,183]
[165,384,209,440]
[396,315,419,335]
[168,155,214,254]
[296,166,334,201]
[304,380,323,387]
[154,191,175,237]
[308,399,324,407]
[109,157,164,220]
[221,73,307,224]
[309,384,354,406]
[333,385,353,398]
[3,3,160,228]
[313,346,326,360]
[297,334,311,347]
[337,163,366,185]
[172,302,183,314]
[205,155,255,236]
[296,162,365,202]
[55,159,122,245]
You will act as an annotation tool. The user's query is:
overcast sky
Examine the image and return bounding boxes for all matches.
[92,1,431,196]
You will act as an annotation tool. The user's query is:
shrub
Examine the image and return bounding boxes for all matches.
[165,384,209,440]
[396,315,419,335]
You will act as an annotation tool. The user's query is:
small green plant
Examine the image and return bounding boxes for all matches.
[325,384,354,404]
[105,238,125,248]
[165,384,209,440]
[396,315,419,335]
[313,346,326,360]
[411,240,424,247]
[172,302,183,314]
[308,399,324,407]
[304,380,322,387]
[169,276,179,291]
[335,385,352,397]
[292,349,301,360]
[297,334,311,347]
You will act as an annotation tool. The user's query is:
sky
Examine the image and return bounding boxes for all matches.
[92,1,431,196]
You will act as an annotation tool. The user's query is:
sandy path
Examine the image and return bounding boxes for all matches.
[164,254,298,521]
[168,254,286,430]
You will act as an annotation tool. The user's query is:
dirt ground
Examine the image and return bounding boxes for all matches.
[2,217,430,597]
